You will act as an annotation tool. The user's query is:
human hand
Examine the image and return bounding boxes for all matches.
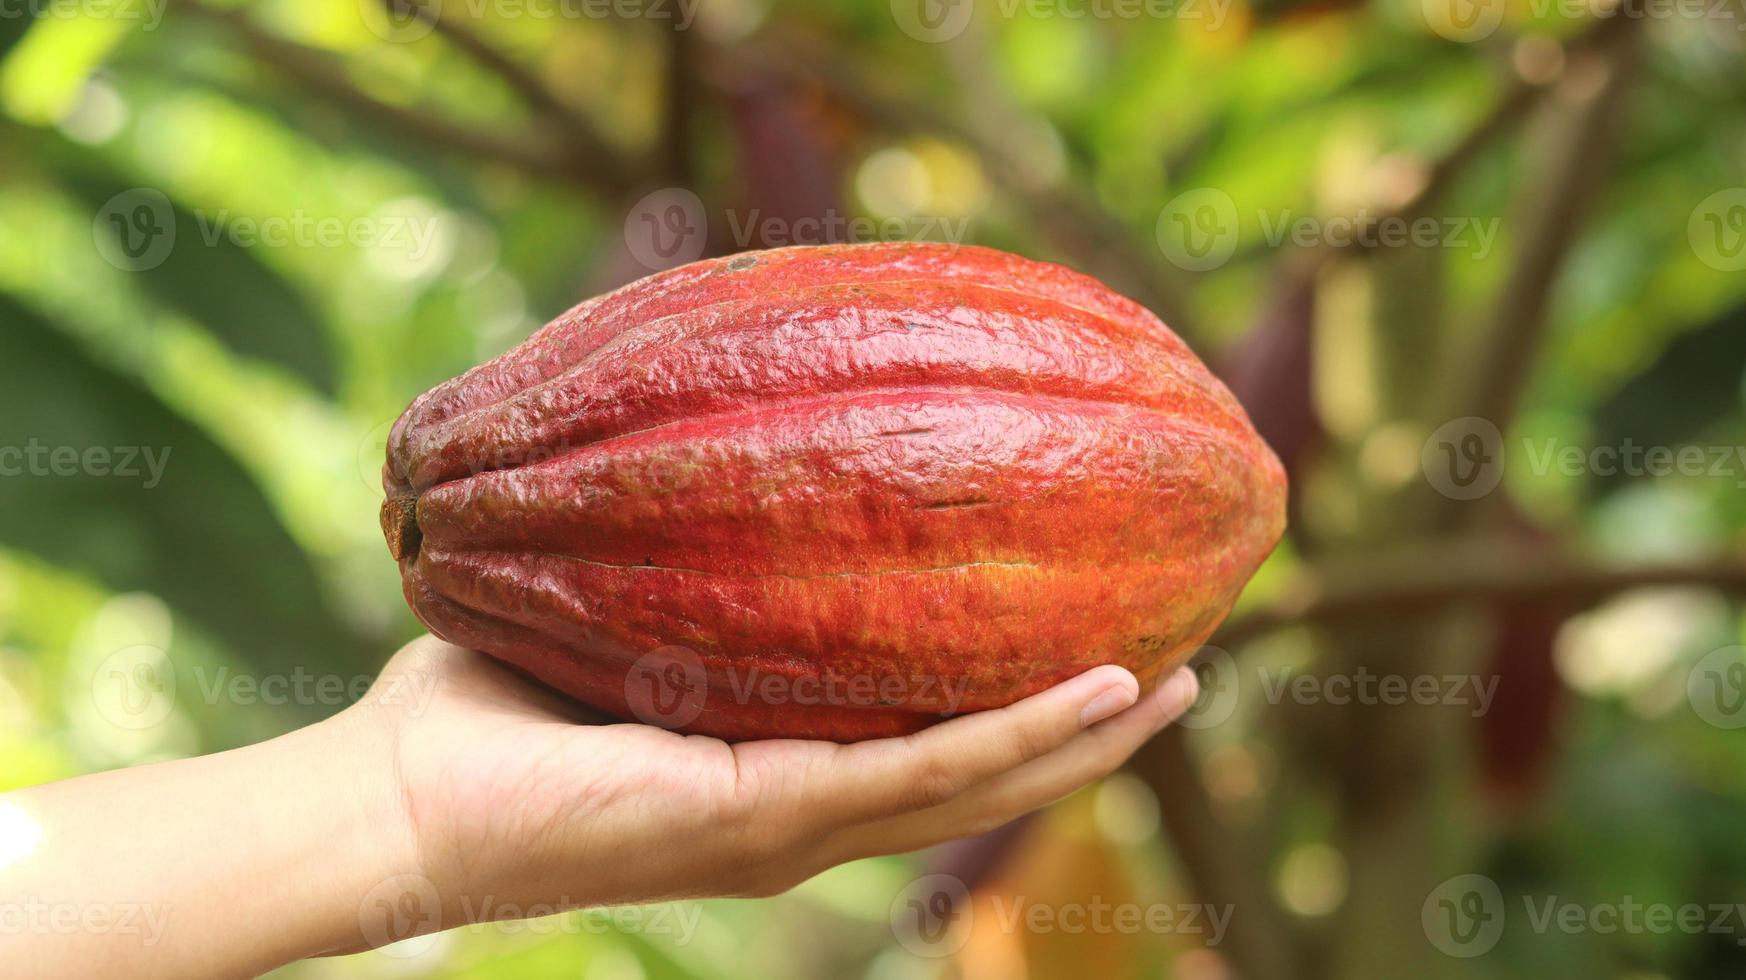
[0,632,1197,978]
[358,634,1200,931]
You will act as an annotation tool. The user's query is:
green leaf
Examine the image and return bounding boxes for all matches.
[0,7,38,64]
[0,296,368,690]
[1593,301,1746,455]
[54,160,339,395]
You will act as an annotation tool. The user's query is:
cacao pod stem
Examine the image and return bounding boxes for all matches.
[381,494,422,561]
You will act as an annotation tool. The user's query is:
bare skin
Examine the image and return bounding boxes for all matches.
[0,634,1198,978]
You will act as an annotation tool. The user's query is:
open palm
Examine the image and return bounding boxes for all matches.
[365,635,1199,919]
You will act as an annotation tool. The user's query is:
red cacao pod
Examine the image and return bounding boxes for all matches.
[383,243,1284,741]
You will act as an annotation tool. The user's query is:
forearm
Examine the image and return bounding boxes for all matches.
[0,710,413,978]
[0,634,1196,977]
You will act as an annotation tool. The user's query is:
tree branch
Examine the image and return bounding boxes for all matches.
[175,0,619,189]
[1133,729,1306,980]
[1455,19,1642,438]
[1342,74,1545,257]
[1340,17,1636,260]
[658,15,695,186]
[374,0,637,193]
[705,31,1205,343]
[1214,536,1746,650]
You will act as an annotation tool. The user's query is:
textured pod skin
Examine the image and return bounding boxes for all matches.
[384,243,1285,741]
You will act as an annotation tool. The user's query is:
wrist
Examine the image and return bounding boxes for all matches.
[251,705,432,958]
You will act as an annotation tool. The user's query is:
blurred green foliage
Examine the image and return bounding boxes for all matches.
[1,0,1744,978]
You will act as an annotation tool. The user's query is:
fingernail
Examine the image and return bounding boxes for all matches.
[1079,682,1139,728]
[1154,667,1200,721]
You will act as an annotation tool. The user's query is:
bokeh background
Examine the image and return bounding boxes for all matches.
[3,0,1746,977]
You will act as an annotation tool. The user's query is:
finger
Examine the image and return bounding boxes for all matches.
[816,664,1142,827]
[828,667,1198,860]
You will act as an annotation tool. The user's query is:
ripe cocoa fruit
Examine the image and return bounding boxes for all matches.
[383,243,1285,741]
